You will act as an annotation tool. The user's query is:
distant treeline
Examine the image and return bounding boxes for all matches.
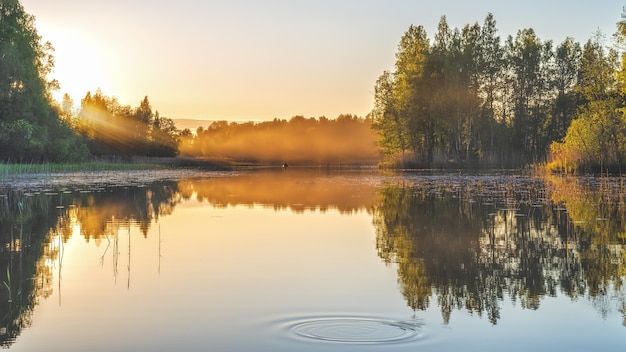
[372,13,626,172]
[0,1,379,165]
[179,115,380,164]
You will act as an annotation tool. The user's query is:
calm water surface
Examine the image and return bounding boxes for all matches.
[0,169,624,351]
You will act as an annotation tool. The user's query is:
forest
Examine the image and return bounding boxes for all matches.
[2,0,626,172]
[372,13,626,172]
[178,115,379,164]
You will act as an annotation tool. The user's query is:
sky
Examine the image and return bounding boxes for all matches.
[19,0,626,122]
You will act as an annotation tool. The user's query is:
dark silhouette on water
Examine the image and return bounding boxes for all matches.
[282,162,288,169]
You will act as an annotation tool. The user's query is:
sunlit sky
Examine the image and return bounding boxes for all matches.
[20,0,625,121]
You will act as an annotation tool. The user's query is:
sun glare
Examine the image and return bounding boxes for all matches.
[46,29,110,104]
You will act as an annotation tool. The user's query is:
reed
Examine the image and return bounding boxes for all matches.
[0,162,161,176]
[3,266,11,303]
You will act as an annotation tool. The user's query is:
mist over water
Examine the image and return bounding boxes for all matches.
[179,116,381,164]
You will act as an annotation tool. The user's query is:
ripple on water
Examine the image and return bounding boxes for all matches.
[288,317,423,344]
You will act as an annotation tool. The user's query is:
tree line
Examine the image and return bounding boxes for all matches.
[549,18,626,173]
[0,1,180,162]
[69,90,179,158]
[179,114,379,164]
[4,0,626,171]
[0,0,378,165]
[371,13,626,171]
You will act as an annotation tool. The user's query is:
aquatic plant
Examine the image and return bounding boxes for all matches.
[2,266,10,303]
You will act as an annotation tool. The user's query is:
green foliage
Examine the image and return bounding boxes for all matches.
[554,99,625,173]
[506,28,553,162]
[0,1,87,162]
[550,32,625,174]
[372,70,406,155]
[371,13,621,170]
[75,90,179,158]
[0,161,161,177]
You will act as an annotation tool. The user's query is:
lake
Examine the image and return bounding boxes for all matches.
[0,168,624,351]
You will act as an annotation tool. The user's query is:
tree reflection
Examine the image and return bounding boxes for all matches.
[0,191,67,346]
[373,176,626,325]
[0,172,379,347]
[179,169,378,214]
[0,181,180,347]
[1,172,624,347]
[71,182,180,242]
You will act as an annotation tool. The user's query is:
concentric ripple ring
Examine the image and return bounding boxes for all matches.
[290,317,421,344]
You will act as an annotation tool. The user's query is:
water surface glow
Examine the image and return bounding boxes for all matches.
[0,170,624,351]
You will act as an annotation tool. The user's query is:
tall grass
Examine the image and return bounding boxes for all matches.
[0,162,161,176]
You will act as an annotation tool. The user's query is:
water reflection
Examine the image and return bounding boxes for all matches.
[177,169,379,213]
[0,182,182,346]
[0,170,379,347]
[373,175,626,325]
[0,172,624,348]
